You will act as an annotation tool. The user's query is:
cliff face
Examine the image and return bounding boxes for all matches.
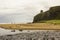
[33,6,60,23]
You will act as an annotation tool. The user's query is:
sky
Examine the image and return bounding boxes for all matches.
[0,0,60,24]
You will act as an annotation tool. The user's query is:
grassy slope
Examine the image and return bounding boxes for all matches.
[39,20,60,24]
[0,22,60,30]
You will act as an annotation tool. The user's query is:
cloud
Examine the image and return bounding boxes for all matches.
[0,0,60,23]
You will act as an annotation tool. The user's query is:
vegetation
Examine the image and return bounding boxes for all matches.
[33,6,60,24]
[0,23,60,30]
[39,20,60,24]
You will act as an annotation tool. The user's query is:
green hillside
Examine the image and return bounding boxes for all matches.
[33,6,60,24]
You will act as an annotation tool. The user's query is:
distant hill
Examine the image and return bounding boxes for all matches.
[33,6,60,23]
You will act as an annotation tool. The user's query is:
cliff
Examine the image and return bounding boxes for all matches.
[33,6,60,23]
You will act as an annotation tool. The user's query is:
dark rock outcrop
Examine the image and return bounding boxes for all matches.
[33,6,60,23]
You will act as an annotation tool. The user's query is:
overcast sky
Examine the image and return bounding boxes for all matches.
[0,0,60,24]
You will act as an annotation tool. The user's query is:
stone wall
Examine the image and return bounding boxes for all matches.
[0,30,60,40]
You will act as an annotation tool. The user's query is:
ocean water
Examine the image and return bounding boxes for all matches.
[0,28,40,36]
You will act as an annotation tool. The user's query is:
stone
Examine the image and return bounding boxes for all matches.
[0,30,60,40]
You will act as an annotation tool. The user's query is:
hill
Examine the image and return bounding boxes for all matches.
[33,6,60,24]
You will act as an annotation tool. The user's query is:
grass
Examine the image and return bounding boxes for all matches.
[0,20,60,30]
[39,20,60,24]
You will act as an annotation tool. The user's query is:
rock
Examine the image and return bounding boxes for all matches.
[0,30,60,40]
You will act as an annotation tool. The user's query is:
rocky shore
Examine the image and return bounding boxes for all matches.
[0,30,60,40]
